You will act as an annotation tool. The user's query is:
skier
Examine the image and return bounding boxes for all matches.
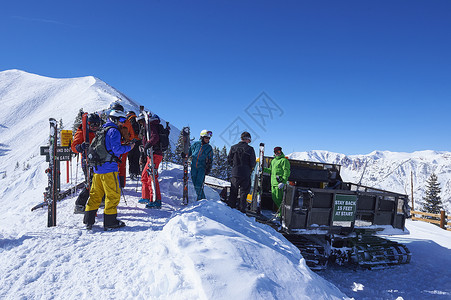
[71,113,101,214]
[136,113,147,173]
[188,130,213,200]
[125,111,141,180]
[139,114,164,208]
[83,109,135,230]
[227,132,256,212]
[263,146,291,212]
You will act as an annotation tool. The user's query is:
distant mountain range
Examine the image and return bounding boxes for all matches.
[289,150,451,212]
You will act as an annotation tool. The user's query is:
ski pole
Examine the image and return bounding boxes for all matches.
[120,188,128,205]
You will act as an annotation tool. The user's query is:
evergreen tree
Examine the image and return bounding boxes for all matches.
[210,146,221,178]
[162,142,175,168]
[72,108,84,133]
[422,173,444,214]
[174,130,185,165]
[221,146,231,180]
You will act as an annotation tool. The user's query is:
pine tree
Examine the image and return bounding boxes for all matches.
[72,108,84,133]
[210,146,220,178]
[218,146,231,180]
[174,131,185,165]
[422,173,444,214]
[162,142,175,168]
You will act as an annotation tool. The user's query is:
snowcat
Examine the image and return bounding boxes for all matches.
[245,154,412,270]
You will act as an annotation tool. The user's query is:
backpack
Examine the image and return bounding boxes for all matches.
[87,126,120,167]
[128,115,140,136]
[156,123,170,152]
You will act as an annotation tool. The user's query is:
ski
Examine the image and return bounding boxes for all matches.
[148,146,157,202]
[182,126,190,205]
[31,182,86,211]
[143,111,157,203]
[254,143,265,214]
[46,118,58,227]
[81,112,92,196]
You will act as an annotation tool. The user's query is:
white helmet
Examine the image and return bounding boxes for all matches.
[200,130,212,138]
[109,110,126,118]
[109,109,127,123]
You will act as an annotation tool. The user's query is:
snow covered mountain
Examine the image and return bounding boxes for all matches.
[0,69,178,178]
[289,150,451,212]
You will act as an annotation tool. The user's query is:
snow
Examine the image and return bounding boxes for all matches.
[1,70,451,299]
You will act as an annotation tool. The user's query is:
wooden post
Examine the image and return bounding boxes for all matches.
[440,210,446,229]
[411,171,415,211]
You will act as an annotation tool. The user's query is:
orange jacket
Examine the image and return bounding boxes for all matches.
[71,126,96,154]
[124,117,139,140]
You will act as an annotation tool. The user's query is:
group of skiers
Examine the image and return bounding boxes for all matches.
[71,101,290,230]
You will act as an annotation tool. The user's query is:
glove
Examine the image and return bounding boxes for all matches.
[278,183,285,190]
[205,167,212,175]
[75,142,88,153]
[181,152,186,159]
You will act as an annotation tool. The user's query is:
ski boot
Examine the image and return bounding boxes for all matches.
[74,205,85,214]
[139,198,151,205]
[146,200,161,209]
[104,220,126,231]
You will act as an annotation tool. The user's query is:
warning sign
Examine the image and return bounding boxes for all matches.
[333,194,357,222]
[61,130,73,147]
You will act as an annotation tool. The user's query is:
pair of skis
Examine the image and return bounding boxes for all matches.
[142,111,157,203]
[182,127,190,205]
[45,118,58,227]
[247,143,265,215]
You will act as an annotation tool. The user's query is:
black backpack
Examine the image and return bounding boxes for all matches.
[87,126,120,167]
[156,123,170,152]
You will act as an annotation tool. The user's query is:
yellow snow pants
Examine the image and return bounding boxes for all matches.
[85,172,121,215]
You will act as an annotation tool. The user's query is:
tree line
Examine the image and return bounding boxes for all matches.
[162,130,232,181]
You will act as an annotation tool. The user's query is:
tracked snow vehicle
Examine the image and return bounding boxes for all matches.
[246,156,411,270]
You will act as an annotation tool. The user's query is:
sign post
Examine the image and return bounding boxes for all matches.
[61,130,73,183]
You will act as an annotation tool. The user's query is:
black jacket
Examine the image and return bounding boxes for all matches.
[227,141,256,178]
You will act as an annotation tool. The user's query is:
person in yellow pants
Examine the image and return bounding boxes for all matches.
[84,109,134,231]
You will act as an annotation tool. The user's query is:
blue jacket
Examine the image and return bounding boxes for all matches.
[94,121,131,174]
[189,139,213,171]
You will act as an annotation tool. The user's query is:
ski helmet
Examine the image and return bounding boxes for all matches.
[149,114,160,122]
[109,109,127,123]
[274,146,282,154]
[88,113,101,126]
[109,102,124,112]
[241,131,251,142]
[200,130,212,138]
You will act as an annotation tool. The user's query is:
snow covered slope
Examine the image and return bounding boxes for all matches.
[0,69,178,177]
[289,150,451,212]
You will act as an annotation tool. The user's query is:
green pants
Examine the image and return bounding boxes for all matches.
[271,185,283,210]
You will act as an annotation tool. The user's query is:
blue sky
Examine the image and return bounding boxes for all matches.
[1,0,451,155]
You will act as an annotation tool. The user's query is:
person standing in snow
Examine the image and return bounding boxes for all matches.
[186,130,213,200]
[125,111,141,180]
[263,146,290,211]
[83,109,135,230]
[138,114,164,209]
[227,131,256,212]
[71,113,101,214]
